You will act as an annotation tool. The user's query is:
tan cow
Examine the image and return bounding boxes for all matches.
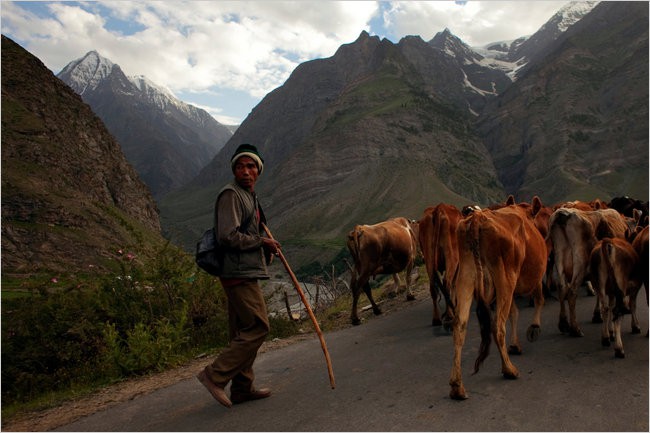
[417,203,461,328]
[346,217,418,325]
[449,204,547,400]
[547,208,628,337]
[589,236,642,357]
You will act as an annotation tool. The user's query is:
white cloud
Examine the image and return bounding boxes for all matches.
[383,1,568,46]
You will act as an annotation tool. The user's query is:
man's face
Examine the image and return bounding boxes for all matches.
[234,156,259,191]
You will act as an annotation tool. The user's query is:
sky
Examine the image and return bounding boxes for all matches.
[1,1,569,125]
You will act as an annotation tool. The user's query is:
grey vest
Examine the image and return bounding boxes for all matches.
[215,182,269,280]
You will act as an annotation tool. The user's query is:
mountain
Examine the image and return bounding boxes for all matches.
[159,30,512,266]
[477,1,648,202]
[160,2,647,274]
[57,52,232,199]
[1,35,163,276]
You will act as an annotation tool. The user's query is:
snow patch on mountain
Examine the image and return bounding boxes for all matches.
[58,50,116,95]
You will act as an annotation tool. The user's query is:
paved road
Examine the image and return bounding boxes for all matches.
[57,291,648,432]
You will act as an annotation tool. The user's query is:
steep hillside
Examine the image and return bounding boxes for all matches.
[58,52,232,199]
[478,1,649,203]
[1,35,164,279]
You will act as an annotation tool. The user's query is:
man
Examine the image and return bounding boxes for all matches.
[197,143,281,408]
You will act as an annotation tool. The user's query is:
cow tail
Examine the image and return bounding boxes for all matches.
[347,228,361,288]
[469,214,492,375]
[431,210,444,303]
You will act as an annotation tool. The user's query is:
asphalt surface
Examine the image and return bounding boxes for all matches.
[57,290,648,432]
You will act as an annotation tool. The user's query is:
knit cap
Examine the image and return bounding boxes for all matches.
[231,143,264,175]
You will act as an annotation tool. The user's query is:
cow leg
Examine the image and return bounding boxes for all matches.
[554,260,572,334]
[404,264,416,302]
[566,255,589,337]
[598,288,611,347]
[442,275,455,332]
[386,274,401,298]
[526,282,544,342]
[507,302,522,355]
[565,281,584,337]
[430,271,443,326]
[364,281,382,316]
[492,273,519,380]
[629,284,641,334]
[350,273,377,325]
[449,281,473,400]
[350,274,363,325]
[585,280,596,296]
[592,296,603,323]
[613,311,625,358]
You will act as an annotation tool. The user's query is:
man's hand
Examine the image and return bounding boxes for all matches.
[261,237,281,255]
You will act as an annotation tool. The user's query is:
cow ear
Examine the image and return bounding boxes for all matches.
[506,195,516,206]
[531,196,543,217]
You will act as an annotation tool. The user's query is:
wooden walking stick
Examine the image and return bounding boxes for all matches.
[262,223,336,389]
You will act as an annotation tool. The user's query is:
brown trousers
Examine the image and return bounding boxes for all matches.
[206,279,270,394]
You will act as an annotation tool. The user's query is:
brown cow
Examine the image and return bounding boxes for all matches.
[346,217,418,325]
[547,208,629,337]
[417,203,461,328]
[632,225,649,312]
[589,236,642,357]
[449,204,547,400]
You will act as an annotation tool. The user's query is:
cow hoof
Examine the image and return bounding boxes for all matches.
[372,308,382,316]
[351,318,361,326]
[406,294,415,301]
[558,317,571,334]
[601,337,610,347]
[432,318,442,327]
[442,318,454,332]
[508,345,522,355]
[526,324,541,342]
[615,349,625,359]
[503,370,519,380]
[449,387,468,401]
[569,327,584,337]
[592,312,603,323]
[632,326,641,334]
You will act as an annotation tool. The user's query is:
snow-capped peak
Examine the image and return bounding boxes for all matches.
[537,1,600,36]
[58,50,117,95]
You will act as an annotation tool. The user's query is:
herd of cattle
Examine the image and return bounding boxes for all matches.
[345,195,649,400]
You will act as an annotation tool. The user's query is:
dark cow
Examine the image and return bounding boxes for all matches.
[589,236,643,357]
[346,217,418,326]
[417,203,461,328]
[449,204,547,400]
[608,196,649,227]
[547,208,629,337]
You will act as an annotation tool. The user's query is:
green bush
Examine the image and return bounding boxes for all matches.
[1,244,224,407]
